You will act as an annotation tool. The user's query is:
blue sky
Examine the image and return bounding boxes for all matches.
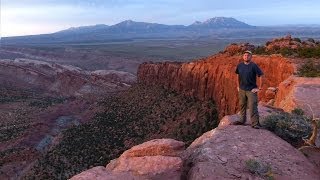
[1,0,320,37]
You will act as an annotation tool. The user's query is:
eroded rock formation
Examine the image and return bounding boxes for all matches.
[266,35,318,51]
[0,59,136,96]
[138,54,294,118]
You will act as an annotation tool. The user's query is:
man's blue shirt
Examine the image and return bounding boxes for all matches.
[235,61,263,91]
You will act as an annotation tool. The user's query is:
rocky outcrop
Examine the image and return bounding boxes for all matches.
[138,54,294,118]
[71,139,185,180]
[223,43,255,55]
[72,126,320,180]
[275,76,320,118]
[105,138,184,179]
[265,35,318,51]
[0,59,136,96]
[183,126,319,180]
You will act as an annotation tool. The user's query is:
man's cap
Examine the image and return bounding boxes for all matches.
[244,50,252,54]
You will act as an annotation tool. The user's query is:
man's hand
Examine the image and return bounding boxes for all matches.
[251,88,260,93]
[237,87,240,92]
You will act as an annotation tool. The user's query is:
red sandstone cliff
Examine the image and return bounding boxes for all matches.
[138,54,294,118]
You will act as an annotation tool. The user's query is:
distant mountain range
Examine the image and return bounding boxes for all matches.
[189,17,252,28]
[56,17,253,35]
[2,17,320,44]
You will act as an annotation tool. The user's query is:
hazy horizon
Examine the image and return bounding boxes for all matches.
[2,0,320,37]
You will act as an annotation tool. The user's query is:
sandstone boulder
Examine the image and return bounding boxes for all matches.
[71,139,185,180]
[183,126,320,180]
[106,139,184,179]
[119,138,185,158]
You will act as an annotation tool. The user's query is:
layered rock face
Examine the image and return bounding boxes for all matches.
[0,59,136,96]
[138,54,294,117]
[72,126,320,180]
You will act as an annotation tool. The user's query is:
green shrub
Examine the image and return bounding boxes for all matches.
[254,46,267,55]
[0,125,28,142]
[261,36,320,58]
[293,38,302,43]
[291,108,304,115]
[29,97,65,108]
[297,60,320,77]
[272,45,280,51]
[262,113,312,147]
[279,47,295,56]
[297,47,320,58]
[0,87,36,103]
[307,38,315,43]
[245,159,274,179]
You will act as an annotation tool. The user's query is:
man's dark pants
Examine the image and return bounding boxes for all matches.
[238,89,259,126]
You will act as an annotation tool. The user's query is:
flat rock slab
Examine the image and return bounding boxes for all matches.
[184,126,320,180]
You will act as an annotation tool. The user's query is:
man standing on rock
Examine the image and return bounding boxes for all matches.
[234,50,264,128]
